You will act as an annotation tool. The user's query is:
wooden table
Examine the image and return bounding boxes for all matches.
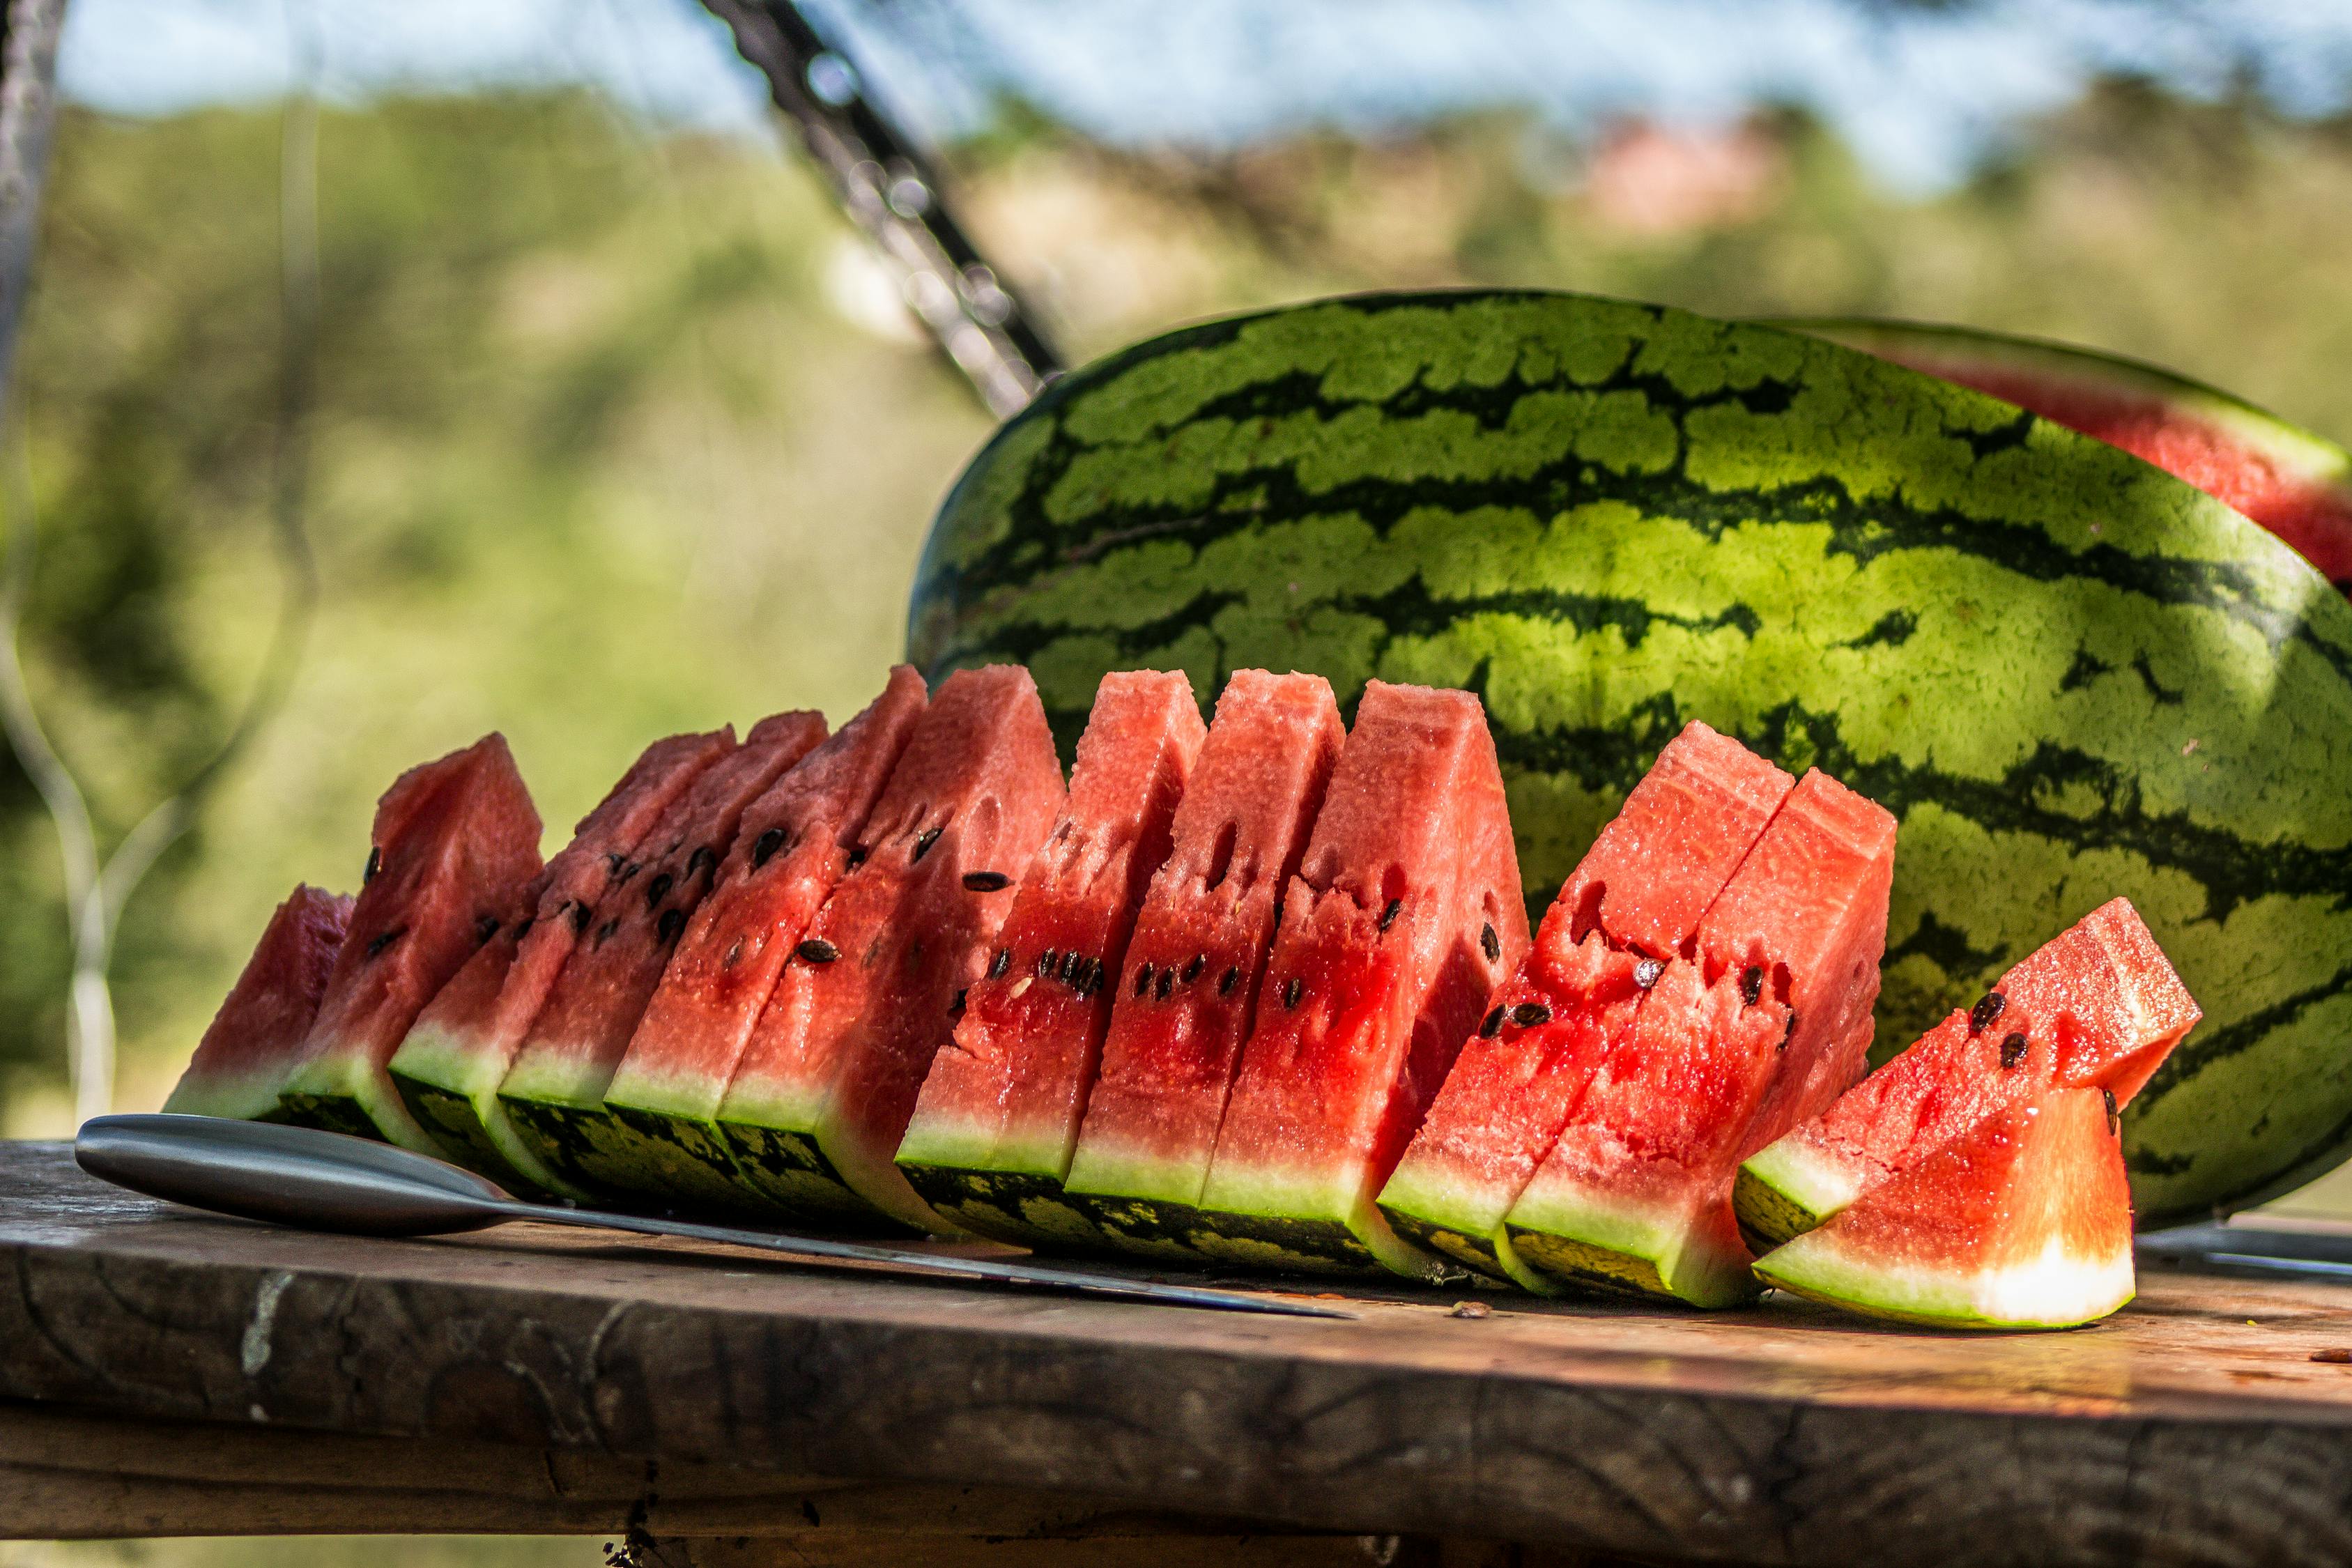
[7,1141,2352,1567]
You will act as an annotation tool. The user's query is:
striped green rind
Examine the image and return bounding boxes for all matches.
[385,1025,568,1196]
[1732,1139,1857,1252]
[907,289,2352,1227]
[717,1119,924,1233]
[1192,1163,1454,1282]
[277,1045,442,1155]
[1504,1181,1760,1309]
[1376,1167,1559,1293]
[898,1165,1109,1250]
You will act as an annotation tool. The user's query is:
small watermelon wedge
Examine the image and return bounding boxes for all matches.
[387,726,733,1190]
[163,885,354,1121]
[590,668,928,1210]
[494,709,829,1197]
[277,735,544,1149]
[716,666,1065,1231]
[1188,680,1529,1279]
[896,670,1205,1247]
[1752,1086,2137,1329]
[1505,767,1897,1307]
[1791,318,2352,593]
[1059,670,1344,1258]
[1377,721,1794,1288]
[1735,897,2199,1252]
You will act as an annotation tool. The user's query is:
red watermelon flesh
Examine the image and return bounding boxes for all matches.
[1376,721,1794,1285]
[1735,896,2199,1252]
[164,885,354,1121]
[1505,767,1897,1307]
[717,666,1066,1231]
[594,667,928,1208]
[1060,670,1344,1251]
[277,735,544,1149]
[495,709,829,1194]
[1188,681,1528,1279]
[1796,319,2352,593]
[1753,1086,2135,1329]
[386,725,734,1185]
[896,670,1206,1246]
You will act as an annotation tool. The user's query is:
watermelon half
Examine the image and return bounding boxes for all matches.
[1504,767,1896,1307]
[1736,897,2199,1252]
[1752,1085,2136,1330]
[1190,680,1529,1279]
[1377,721,1792,1289]
[896,670,1205,1247]
[716,666,1066,1231]
[590,668,928,1210]
[386,726,732,1191]
[493,710,829,1198]
[163,885,353,1121]
[277,735,544,1150]
[1792,318,2352,594]
[1059,670,1344,1258]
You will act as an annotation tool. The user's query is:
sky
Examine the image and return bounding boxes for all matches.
[54,0,2352,194]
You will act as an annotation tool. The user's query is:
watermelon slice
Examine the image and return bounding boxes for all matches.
[896,670,1206,1246]
[715,666,1065,1231]
[1059,671,1344,1257]
[1752,1086,2136,1329]
[1185,681,1530,1279]
[162,885,354,1120]
[1735,897,2199,1252]
[1377,721,1794,1288]
[1791,318,2352,593]
[386,727,733,1190]
[277,735,544,1149]
[590,668,929,1210]
[1504,767,1898,1307]
[492,709,830,1197]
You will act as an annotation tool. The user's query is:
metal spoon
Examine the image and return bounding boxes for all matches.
[74,1114,1351,1320]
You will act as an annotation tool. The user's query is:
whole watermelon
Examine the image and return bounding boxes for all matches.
[906,290,2352,1227]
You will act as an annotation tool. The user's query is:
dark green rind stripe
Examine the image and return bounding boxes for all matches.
[390,1070,547,1196]
[897,1164,1113,1252]
[1381,1204,1514,1286]
[275,1091,381,1143]
[599,1102,783,1215]
[1059,1191,1231,1264]
[1181,1210,1390,1279]
[718,1121,924,1234]
[496,1095,635,1202]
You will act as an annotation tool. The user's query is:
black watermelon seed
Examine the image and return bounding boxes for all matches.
[2001,1032,2029,1069]
[475,915,501,944]
[1181,953,1206,983]
[797,937,840,964]
[363,846,382,884]
[656,908,686,944]
[988,948,1011,980]
[644,872,675,909]
[1282,976,1304,1009]
[1781,1010,1799,1050]
[1084,959,1108,996]
[569,902,592,935]
[1158,968,1176,1001]
[1134,964,1154,999]
[604,851,626,875]
[596,918,620,942]
[687,845,717,877]
[1037,948,1059,977]
[1379,899,1403,932]
[846,846,868,869]
[963,870,1011,892]
[912,827,942,863]
[951,987,969,1018]
[2104,1086,2120,1134]
[1633,957,1665,990]
[1511,1001,1551,1028]
[364,924,406,958]
[1740,965,1765,1006]
[614,861,641,884]
[752,827,787,868]
[1059,950,1084,985]
[1479,1005,1506,1039]
[1971,991,2008,1035]
[1480,922,1500,962]
[1219,965,1241,997]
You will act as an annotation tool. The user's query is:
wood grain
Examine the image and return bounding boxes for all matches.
[8,1142,2352,1565]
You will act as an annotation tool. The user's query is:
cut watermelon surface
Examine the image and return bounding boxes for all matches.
[495,710,829,1198]
[1753,1086,2135,1329]
[277,735,544,1150]
[716,666,1065,1231]
[1735,897,2198,1253]
[1059,670,1344,1257]
[1505,767,1897,1307]
[163,885,353,1121]
[897,670,1206,1247]
[387,727,733,1191]
[1187,681,1529,1279]
[593,668,928,1210]
[1794,318,2352,593]
[1377,721,1793,1288]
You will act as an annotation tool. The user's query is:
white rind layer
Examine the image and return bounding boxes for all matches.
[1754,1229,2135,1329]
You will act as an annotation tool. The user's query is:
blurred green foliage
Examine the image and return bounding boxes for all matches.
[4,79,2350,1131]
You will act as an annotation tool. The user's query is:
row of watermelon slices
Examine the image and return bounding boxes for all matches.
[168,656,2200,1328]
